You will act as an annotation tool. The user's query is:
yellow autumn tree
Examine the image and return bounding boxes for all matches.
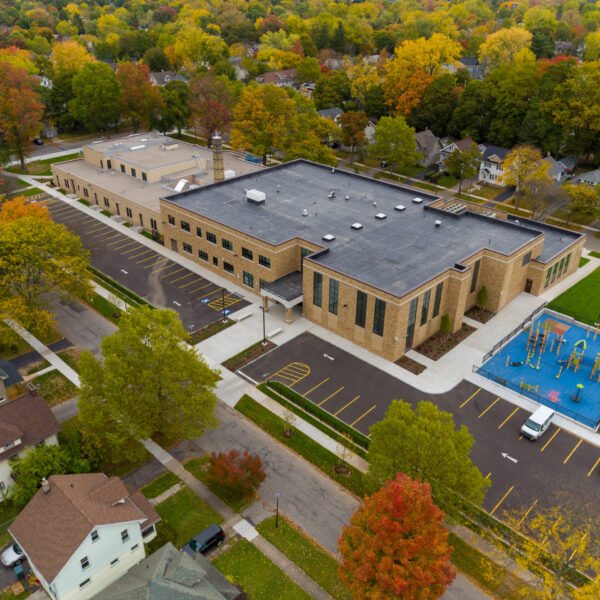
[502,145,551,211]
[0,47,37,74]
[347,63,381,103]
[478,27,533,68]
[50,41,95,74]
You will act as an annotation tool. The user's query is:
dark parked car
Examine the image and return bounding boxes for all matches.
[33,138,44,145]
[181,524,225,556]
[380,159,388,168]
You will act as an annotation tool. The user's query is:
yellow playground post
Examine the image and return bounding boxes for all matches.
[556,366,563,379]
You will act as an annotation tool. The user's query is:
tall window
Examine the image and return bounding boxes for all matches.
[420,289,431,326]
[544,268,552,288]
[373,299,386,336]
[564,253,571,272]
[313,272,322,307]
[106,160,112,169]
[207,232,217,244]
[126,207,132,218]
[242,247,253,260]
[470,259,481,293]
[150,218,157,230]
[90,530,99,543]
[259,255,271,268]
[196,227,202,238]
[120,164,125,173]
[355,291,367,327]
[222,238,233,251]
[121,530,129,543]
[328,279,339,315]
[550,262,559,283]
[168,215,175,226]
[557,257,566,278]
[80,557,90,570]
[131,168,136,177]
[406,297,418,346]
[141,172,147,181]
[181,220,190,232]
[432,282,443,318]
[243,271,254,288]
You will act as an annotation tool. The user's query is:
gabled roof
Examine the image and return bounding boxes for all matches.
[543,156,566,180]
[0,359,23,388]
[10,474,160,584]
[482,144,509,162]
[557,156,576,171]
[0,392,59,451]
[97,542,241,600]
[573,169,600,184]
[440,137,476,154]
[254,68,297,84]
[415,130,442,156]
[459,57,479,66]
[150,71,176,86]
[317,107,343,121]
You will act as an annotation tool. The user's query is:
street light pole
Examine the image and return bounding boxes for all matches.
[261,306,266,346]
[221,288,226,322]
[275,492,280,529]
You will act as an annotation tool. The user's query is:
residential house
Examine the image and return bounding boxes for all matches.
[228,57,248,81]
[443,58,485,80]
[415,130,444,167]
[543,156,571,183]
[97,542,242,600]
[254,68,297,87]
[0,391,60,493]
[10,473,160,600]
[317,107,343,124]
[479,144,510,185]
[0,359,22,403]
[298,82,316,99]
[149,71,187,87]
[437,137,482,171]
[572,169,600,186]
[364,120,377,145]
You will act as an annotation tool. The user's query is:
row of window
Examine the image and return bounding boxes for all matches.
[79,541,139,590]
[168,217,272,268]
[99,158,148,182]
[407,282,444,347]
[544,253,571,288]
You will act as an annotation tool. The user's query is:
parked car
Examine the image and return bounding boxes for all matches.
[181,524,224,556]
[33,138,44,145]
[1,543,24,567]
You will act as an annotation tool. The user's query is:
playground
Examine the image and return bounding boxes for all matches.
[480,313,600,429]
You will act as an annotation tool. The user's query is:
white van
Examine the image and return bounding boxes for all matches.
[521,406,555,440]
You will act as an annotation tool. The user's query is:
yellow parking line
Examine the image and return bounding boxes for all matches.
[50,206,75,215]
[541,427,561,452]
[179,278,202,289]
[498,407,519,429]
[187,282,212,294]
[96,232,122,242]
[87,223,108,232]
[350,405,376,427]
[195,287,220,301]
[303,378,329,397]
[162,267,184,279]
[334,396,360,416]
[88,229,113,238]
[151,262,175,274]
[479,397,500,418]
[223,297,242,308]
[129,249,153,259]
[109,238,136,248]
[136,254,159,265]
[490,485,514,516]
[485,472,491,479]
[587,456,600,477]
[169,272,195,284]
[144,258,169,269]
[317,386,344,407]
[568,533,588,562]
[563,439,582,464]
[62,213,89,222]
[460,388,481,408]
[516,499,538,529]
[121,246,144,255]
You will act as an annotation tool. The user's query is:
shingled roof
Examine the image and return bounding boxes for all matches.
[10,473,159,584]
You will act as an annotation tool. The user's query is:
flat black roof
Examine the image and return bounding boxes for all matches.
[164,161,582,297]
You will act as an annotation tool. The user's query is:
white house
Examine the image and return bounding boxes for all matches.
[478,144,510,185]
[572,169,600,186]
[0,390,60,493]
[10,473,160,600]
[437,137,484,171]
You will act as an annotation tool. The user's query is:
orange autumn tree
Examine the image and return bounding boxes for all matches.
[338,473,455,600]
[117,62,163,133]
[0,196,50,225]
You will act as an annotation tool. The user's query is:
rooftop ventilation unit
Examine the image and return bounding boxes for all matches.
[375,213,386,220]
[395,204,406,212]
[323,234,336,242]
[412,197,423,204]
[141,138,148,142]
[246,189,266,205]
[434,220,442,227]
[328,191,335,198]
[161,143,179,151]
[351,223,363,230]
[174,179,188,192]
[345,195,350,201]
[224,169,236,179]
[302,209,309,217]
[130,144,146,151]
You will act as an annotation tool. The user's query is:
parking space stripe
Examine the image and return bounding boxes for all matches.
[460,388,481,408]
[587,456,600,477]
[130,249,153,259]
[490,485,514,516]
[50,206,76,215]
[86,223,108,232]
[162,267,185,279]
[136,254,159,264]
[498,407,519,429]
[144,258,169,269]
[88,229,113,238]
[109,239,136,248]
[169,272,195,284]
[516,499,538,528]
[541,428,561,452]
[121,246,144,255]
[179,278,202,289]
[479,397,500,418]
[187,282,212,294]
[485,472,491,479]
[97,232,123,242]
[151,262,176,274]
[333,396,360,416]
[350,405,376,427]
[563,439,582,464]
[317,386,344,407]
[303,378,329,397]
[194,288,220,301]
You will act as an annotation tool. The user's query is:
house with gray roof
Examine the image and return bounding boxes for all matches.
[479,144,510,185]
[572,169,600,186]
[415,130,444,167]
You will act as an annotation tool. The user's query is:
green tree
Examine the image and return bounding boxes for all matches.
[42,68,78,131]
[296,57,321,83]
[408,74,458,137]
[502,144,551,211]
[331,22,347,53]
[338,110,369,164]
[364,85,386,119]
[449,79,496,141]
[531,28,555,59]
[158,80,190,135]
[313,71,351,110]
[563,183,600,226]
[476,285,489,314]
[78,306,219,464]
[117,62,163,133]
[143,47,170,72]
[368,400,489,505]
[444,143,482,196]
[70,62,121,132]
[369,116,421,174]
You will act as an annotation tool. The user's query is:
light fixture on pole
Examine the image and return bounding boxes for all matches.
[221,288,226,322]
[261,305,266,346]
[275,492,280,529]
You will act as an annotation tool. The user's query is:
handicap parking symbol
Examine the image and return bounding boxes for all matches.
[201,298,210,304]
[222,309,231,315]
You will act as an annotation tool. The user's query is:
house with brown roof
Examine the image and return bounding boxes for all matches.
[254,68,297,87]
[0,391,60,494]
[10,473,160,600]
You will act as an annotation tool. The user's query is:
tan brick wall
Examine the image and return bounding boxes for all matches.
[528,239,585,295]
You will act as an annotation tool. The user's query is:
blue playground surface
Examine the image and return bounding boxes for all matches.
[480,313,600,429]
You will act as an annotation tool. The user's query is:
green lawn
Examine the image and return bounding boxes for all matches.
[257,516,352,600]
[436,175,458,188]
[86,292,124,324]
[141,472,180,499]
[152,486,223,548]
[184,457,254,513]
[100,209,112,217]
[547,266,600,325]
[26,358,50,375]
[31,370,78,406]
[6,153,81,175]
[214,539,312,600]
[589,251,600,259]
[580,257,590,268]
[57,348,81,373]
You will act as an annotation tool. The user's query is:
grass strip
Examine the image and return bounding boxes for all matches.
[91,275,140,308]
[31,370,78,406]
[580,257,590,267]
[222,339,275,371]
[547,266,600,325]
[190,319,235,344]
[89,266,152,307]
[77,198,90,206]
[141,472,180,499]
[214,538,312,600]
[235,395,367,497]
[26,358,50,375]
[257,516,352,600]
[589,251,600,259]
[86,292,124,324]
[100,209,111,217]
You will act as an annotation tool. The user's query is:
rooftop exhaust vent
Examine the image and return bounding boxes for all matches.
[345,195,350,201]
[246,189,266,205]
[174,179,188,192]
[375,213,386,220]
[412,197,423,204]
[302,209,309,217]
[435,220,442,227]
[323,234,336,242]
[395,205,406,212]
[328,191,335,198]
[351,223,363,230]
[130,144,146,151]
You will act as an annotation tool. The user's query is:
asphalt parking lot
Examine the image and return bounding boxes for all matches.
[240,332,600,522]
[46,199,248,331]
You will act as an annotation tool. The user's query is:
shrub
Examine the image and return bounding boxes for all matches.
[205,450,266,501]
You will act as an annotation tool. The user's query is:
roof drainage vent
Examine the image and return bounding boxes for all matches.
[435,220,442,227]
[351,223,363,230]
[395,204,406,212]
[323,234,336,242]
[412,197,423,204]
[302,209,309,217]
[345,195,350,201]
[375,213,386,220]
[246,189,266,205]
[328,191,336,199]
